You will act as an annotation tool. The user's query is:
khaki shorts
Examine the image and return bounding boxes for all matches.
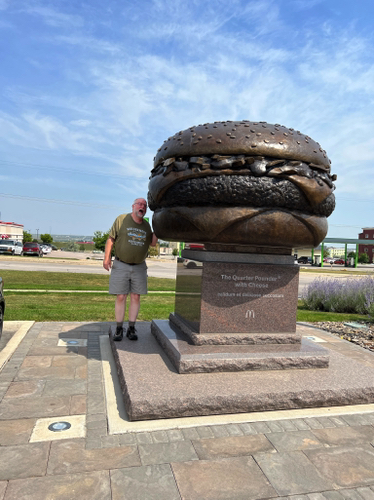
[109,260,148,295]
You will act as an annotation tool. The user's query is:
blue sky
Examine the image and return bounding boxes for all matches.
[1,0,374,239]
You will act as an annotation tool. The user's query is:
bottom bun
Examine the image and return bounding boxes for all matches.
[152,206,328,249]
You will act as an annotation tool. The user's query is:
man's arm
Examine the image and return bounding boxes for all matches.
[103,237,115,271]
[150,233,158,247]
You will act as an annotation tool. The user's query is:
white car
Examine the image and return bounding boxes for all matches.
[0,239,23,255]
[183,258,203,269]
[40,244,52,254]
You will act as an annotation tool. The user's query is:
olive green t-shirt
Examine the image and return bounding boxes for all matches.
[109,213,153,264]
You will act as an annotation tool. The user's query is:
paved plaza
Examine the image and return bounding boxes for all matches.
[1,320,374,499]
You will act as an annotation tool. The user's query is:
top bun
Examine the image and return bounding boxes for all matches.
[154,120,331,172]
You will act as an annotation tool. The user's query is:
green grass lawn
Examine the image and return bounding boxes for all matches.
[2,269,372,323]
[4,292,175,322]
[1,270,175,291]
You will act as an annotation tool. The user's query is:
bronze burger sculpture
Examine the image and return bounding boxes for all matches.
[148,120,336,251]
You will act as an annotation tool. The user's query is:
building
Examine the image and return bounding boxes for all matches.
[0,221,24,241]
[358,227,374,262]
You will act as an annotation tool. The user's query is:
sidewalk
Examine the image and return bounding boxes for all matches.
[1,321,374,499]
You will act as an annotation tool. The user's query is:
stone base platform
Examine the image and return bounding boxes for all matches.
[110,323,374,421]
[151,320,329,373]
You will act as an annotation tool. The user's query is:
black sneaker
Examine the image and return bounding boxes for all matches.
[113,326,123,341]
[126,326,138,341]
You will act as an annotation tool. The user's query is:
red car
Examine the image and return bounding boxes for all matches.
[23,242,43,257]
[333,259,345,265]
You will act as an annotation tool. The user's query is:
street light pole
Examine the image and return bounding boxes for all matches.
[36,229,39,240]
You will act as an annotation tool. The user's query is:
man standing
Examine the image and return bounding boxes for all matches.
[103,198,158,341]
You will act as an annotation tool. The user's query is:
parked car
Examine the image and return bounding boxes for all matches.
[0,277,5,339]
[40,244,52,254]
[333,259,345,265]
[297,256,310,264]
[183,258,203,269]
[0,239,23,255]
[22,242,43,257]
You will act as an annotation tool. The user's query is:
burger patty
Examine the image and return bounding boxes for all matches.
[148,175,335,217]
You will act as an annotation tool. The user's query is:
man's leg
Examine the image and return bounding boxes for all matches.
[126,293,141,340]
[113,294,127,341]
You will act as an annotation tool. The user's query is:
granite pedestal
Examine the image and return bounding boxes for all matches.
[151,250,329,373]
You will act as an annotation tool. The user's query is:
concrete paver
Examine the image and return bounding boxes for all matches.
[2,320,374,499]
[110,464,181,500]
[171,456,277,500]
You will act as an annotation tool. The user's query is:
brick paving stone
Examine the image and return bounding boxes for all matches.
[341,414,373,426]
[328,416,348,427]
[150,430,170,443]
[291,419,311,431]
[0,396,71,420]
[135,432,154,445]
[70,394,86,414]
[310,426,374,447]
[225,423,244,436]
[265,430,326,452]
[264,421,284,433]
[239,422,258,434]
[118,433,137,446]
[4,380,44,399]
[42,379,86,397]
[15,366,75,381]
[167,429,184,442]
[192,434,275,460]
[138,441,198,466]
[308,493,329,500]
[250,421,272,434]
[276,420,299,431]
[20,356,52,368]
[210,425,230,438]
[304,445,374,488]
[196,426,215,439]
[47,439,140,474]
[253,450,333,496]
[4,470,111,500]
[172,455,276,500]
[356,487,374,500]
[320,491,345,500]
[339,490,365,500]
[0,481,7,500]
[179,428,197,442]
[0,442,50,481]
[316,417,337,428]
[85,436,102,450]
[101,435,120,448]
[303,418,324,429]
[110,464,181,500]
[0,419,35,446]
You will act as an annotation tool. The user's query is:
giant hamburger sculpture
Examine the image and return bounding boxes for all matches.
[148,120,336,251]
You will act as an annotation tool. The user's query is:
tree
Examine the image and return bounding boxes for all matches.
[65,242,80,252]
[93,230,109,252]
[323,247,331,258]
[172,248,178,258]
[358,252,369,264]
[148,244,159,257]
[40,233,53,244]
[348,251,356,259]
[23,231,33,243]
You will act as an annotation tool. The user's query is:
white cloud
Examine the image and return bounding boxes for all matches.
[21,4,84,28]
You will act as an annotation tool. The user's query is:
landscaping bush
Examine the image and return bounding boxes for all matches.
[302,276,374,316]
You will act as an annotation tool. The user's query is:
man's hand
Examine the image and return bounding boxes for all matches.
[103,257,112,271]
[103,237,115,271]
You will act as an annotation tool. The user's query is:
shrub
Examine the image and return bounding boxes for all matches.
[302,276,374,316]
